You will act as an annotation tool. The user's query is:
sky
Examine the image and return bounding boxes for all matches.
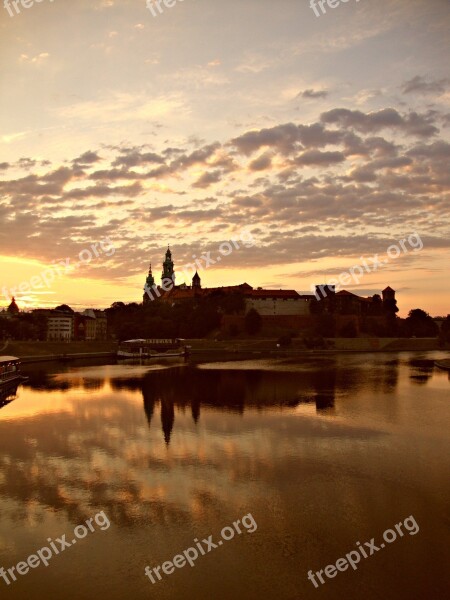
[0,0,449,317]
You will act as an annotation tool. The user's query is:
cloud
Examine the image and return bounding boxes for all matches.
[401,76,450,95]
[321,108,439,138]
[248,152,273,172]
[64,182,142,200]
[231,119,406,157]
[73,151,102,166]
[300,89,329,99]
[231,123,302,156]
[112,149,165,168]
[294,150,345,166]
[192,170,223,189]
[406,140,450,159]
[1,103,449,282]
[19,53,50,65]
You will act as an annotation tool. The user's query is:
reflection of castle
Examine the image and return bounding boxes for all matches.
[139,366,346,444]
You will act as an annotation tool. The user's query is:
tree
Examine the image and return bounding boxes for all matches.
[339,321,358,338]
[314,313,336,338]
[440,315,450,343]
[110,301,125,309]
[278,334,292,347]
[369,294,383,316]
[220,291,245,315]
[7,297,19,314]
[55,304,74,313]
[244,309,262,335]
[383,298,399,318]
[405,309,438,337]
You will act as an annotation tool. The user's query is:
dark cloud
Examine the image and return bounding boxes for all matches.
[16,158,38,169]
[192,170,223,188]
[401,75,450,95]
[112,149,165,168]
[231,118,409,158]
[231,123,301,155]
[0,173,65,198]
[294,150,345,166]
[407,140,450,159]
[88,168,143,181]
[321,108,438,138]
[300,89,329,99]
[72,150,101,165]
[64,182,142,200]
[169,142,221,171]
[249,152,273,171]
[175,208,223,221]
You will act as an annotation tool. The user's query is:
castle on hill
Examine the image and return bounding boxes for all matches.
[142,247,398,336]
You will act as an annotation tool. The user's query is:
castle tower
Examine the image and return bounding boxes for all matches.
[382,286,395,301]
[192,270,201,289]
[143,263,155,303]
[161,246,175,285]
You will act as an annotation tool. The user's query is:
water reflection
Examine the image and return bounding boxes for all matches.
[0,353,449,600]
[408,358,435,384]
[137,366,341,444]
[0,382,19,408]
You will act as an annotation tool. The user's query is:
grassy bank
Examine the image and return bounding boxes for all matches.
[187,337,442,353]
[1,338,444,361]
[2,340,118,358]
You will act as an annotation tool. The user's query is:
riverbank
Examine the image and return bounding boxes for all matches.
[1,341,117,363]
[0,337,446,364]
[187,337,443,354]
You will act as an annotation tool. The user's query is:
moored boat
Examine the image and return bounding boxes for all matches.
[0,356,27,408]
[0,356,25,386]
[117,338,188,359]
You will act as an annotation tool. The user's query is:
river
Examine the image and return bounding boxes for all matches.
[0,352,449,599]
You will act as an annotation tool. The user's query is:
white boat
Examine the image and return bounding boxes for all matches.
[117,339,188,359]
[0,356,24,386]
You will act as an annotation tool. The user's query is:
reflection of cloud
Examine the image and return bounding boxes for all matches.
[0,361,385,530]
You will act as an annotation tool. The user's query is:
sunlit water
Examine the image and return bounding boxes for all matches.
[0,352,449,599]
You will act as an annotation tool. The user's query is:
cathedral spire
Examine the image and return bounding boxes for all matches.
[161,245,175,285]
[145,263,155,288]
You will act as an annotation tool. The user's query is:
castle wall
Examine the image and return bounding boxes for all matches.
[245,297,312,316]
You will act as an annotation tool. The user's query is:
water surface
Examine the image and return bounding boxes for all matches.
[0,352,449,599]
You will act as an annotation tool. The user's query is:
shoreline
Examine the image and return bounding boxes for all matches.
[1,338,447,364]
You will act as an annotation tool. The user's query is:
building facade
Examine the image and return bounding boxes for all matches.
[245,289,312,316]
[46,313,73,341]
